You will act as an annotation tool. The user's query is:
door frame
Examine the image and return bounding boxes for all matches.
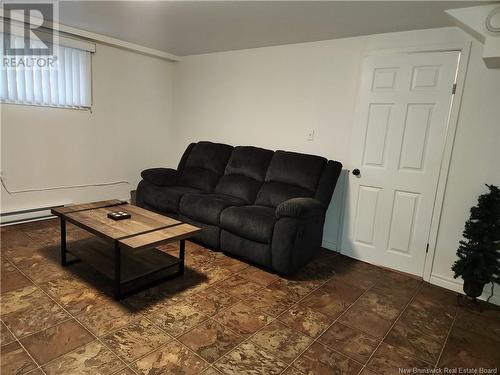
[338,40,472,282]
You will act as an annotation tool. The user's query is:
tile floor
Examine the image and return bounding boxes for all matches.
[1,218,499,375]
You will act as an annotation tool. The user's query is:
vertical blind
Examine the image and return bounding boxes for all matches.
[1,33,92,108]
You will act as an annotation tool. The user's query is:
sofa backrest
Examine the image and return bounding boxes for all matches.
[178,141,233,192]
[215,146,274,203]
[255,151,327,207]
[315,160,343,207]
[177,142,196,172]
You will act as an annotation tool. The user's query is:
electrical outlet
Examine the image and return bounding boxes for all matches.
[306,129,315,141]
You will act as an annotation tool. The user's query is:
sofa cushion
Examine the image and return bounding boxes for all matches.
[141,184,202,214]
[224,146,274,181]
[221,230,271,268]
[215,175,263,204]
[215,146,273,203]
[264,151,327,191]
[180,193,246,225]
[179,142,233,191]
[178,167,221,192]
[314,160,343,207]
[177,142,196,171]
[220,205,276,243]
[141,168,178,186]
[255,182,314,208]
[255,150,327,207]
[275,197,324,219]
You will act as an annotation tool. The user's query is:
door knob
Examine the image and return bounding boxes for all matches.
[352,168,360,176]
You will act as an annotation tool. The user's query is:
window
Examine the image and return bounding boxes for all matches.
[1,33,92,109]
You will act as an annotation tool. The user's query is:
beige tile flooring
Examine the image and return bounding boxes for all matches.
[1,218,499,374]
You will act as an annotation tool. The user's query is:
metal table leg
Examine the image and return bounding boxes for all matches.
[114,241,121,300]
[60,218,67,266]
[179,239,185,275]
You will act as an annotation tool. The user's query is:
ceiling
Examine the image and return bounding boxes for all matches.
[55,1,491,56]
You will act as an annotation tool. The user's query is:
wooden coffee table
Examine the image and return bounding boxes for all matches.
[51,200,201,300]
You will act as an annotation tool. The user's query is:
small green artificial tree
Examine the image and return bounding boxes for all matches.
[452,184,500,290]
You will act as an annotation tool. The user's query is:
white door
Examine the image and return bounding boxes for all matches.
[341,51,459,276]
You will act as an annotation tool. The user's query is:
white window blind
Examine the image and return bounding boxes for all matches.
[1,33,92,109]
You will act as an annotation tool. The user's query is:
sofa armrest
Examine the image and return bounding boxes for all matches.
[275,197,324,219]
[141,168,179,186]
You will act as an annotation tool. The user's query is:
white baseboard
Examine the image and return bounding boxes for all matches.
[429,273,500,306]
[321,248,500,306]
[322,239,338,252]
[0,210,56,225]
[1,198,131,226]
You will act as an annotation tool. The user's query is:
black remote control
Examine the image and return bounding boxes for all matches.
[107,211,131,220]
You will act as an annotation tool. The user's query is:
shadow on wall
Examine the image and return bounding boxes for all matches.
[323,169,349,252]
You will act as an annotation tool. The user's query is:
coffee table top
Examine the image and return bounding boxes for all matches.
[51,200,200,249]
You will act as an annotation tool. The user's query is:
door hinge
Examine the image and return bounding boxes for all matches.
[425,243,429,253]
[452,83,457,94]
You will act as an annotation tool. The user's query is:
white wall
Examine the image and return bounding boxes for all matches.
[172,27,500,300]
[172,27,469,250]
[429,41,500,301]
[172,34,366,249]
[2,25,498,301]
[1,43,176,216]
